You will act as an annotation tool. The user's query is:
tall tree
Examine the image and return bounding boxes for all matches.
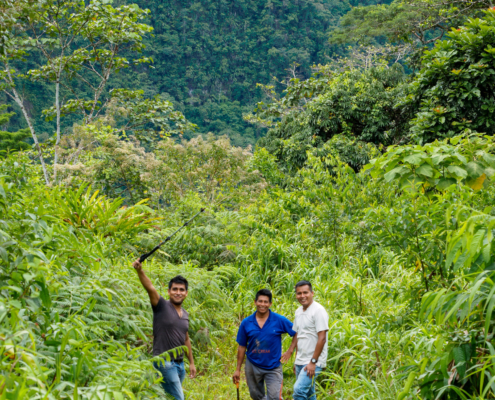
[4,0,153,183]
[0,46,50,182]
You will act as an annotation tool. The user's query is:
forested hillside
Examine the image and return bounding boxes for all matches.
[132,0,383,145]
[2,0,495,399]
[3,0,386,146]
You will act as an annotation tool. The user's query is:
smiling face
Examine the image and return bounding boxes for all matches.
[168,283,188,306]
[254,295,272,315]
[295,284,314,309]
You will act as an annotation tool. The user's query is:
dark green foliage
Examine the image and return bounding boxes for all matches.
[126,0,384,144]
[0,106,29,153]
[404,9,495,143]
[331,0,427,44]
[6,3,495,398]
[0,128,30,153]
[330,0,491,48]
[256,64,409,171]
[141,0,337,98]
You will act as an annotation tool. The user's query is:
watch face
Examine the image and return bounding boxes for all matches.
[311,358,317,363]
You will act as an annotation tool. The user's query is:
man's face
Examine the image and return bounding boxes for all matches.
[295,285,314,307]
[254,295,272,314]
[168,283,188,305]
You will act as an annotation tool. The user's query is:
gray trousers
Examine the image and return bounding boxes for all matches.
[245,359,283,400]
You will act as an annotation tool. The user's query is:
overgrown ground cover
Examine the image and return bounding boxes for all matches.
[3,133,495,399]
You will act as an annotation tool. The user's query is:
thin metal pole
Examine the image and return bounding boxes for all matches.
[138,208,205,263]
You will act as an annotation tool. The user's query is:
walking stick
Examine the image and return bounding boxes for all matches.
[138,208,205,263]
[236,382,240,400]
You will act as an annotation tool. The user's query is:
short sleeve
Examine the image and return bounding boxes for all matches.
[292,314,299,333]
[236,320,248,347]
[151,296,165,313]
[280,316,296,337]
[314,306,329,333]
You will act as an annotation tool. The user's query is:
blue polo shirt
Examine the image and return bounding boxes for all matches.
[236,310,296,370]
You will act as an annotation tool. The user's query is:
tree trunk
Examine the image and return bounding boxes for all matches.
[5,66,50,184]
[53,78,61,182]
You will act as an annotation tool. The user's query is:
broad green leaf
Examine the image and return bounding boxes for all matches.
[0,246,7,262]
[403,153,426,165]
[112,392,124,400]
[485,166,495,178]
[397,371,417,400]
[10,300,22,309]
[447,165,468,179]
[446,241,462,268]
[484,286,495,336]
[454,153,467,164]
[466,161,485,178]
[483,152,495,167]
[470,229,486,259]
[416,163,434,177]
[431,154,450,165]
[453,252,469,272]
[436,178,456,190]
[483,241,492,263]
[384,166,408,182]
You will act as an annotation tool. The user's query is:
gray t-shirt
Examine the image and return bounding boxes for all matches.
[152,296,189,361]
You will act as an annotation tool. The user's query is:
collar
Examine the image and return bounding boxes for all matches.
[251,309,272,326]
[302,300,315,311]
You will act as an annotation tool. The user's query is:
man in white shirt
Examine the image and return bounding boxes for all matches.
[281,280,329,400]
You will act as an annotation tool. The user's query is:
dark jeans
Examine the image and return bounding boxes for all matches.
[153,360,186,400]
[245,358,284,400]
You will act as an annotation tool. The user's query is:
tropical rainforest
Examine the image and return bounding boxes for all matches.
[2,0,495,399]
[3,0,387,146]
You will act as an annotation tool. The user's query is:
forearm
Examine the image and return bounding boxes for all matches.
[132,260,159,306]
[288,333,297,353]
[312,332,327,361]
[236,346,246,371]
[185,337,194,365]
[136,269,154,292]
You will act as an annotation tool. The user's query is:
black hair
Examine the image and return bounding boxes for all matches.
[295,280,313,292]
[255,289,272,302]
[169,275,188,290]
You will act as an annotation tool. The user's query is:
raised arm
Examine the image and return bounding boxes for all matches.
[132,259,160,307]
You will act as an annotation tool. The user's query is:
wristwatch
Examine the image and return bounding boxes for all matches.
[311,358,318,364]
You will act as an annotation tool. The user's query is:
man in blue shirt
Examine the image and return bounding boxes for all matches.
[233,289,296,400]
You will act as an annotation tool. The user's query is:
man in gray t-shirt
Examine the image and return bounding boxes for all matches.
[152,296,189,359]
[133,259,196,400]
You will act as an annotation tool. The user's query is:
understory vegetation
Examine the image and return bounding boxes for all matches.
[2,0,495,399]
[3,132,495,399]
